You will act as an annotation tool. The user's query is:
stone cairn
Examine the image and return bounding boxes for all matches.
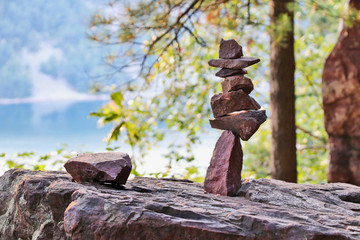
[204,39,267,196]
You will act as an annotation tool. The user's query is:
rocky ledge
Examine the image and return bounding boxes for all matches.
[1,169,360,240]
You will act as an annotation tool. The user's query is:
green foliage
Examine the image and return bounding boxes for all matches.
[87,0,351,183]
[91,0,354,183]
[242,121,271,179]
[183,165,205,182]
[1,146,78,172]
[2,0,348,183]
[294,0,346,183]
[90,0,271,178]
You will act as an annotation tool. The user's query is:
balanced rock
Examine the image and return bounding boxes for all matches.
[219,38,243,59]
[209,57,260,69]
[221,75,254,94]
[204,131,243,196]
[64,152,132,185]
[211,89,261,118]
[206,38,266,197]
[209,110,267,141]
[215,68,247,78]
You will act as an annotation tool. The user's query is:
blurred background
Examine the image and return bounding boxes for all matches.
[0,0,350,183]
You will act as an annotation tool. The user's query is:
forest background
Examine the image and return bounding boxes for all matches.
[0,0,351,183]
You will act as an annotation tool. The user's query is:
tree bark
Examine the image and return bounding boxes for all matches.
[269,0,297,182]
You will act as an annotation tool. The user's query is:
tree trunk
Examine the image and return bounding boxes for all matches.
[269,0,297,182]
[322,0,360,185]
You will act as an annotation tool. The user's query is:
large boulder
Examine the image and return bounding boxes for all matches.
[1,169,360,239]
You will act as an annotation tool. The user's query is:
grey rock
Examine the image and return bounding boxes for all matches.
[1,169,360,239]
[209,57,260,69]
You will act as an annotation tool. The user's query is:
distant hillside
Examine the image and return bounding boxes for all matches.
[0,0,110,99]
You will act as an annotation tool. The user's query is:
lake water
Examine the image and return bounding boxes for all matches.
[0,100,111,153]
[0,99,217,176]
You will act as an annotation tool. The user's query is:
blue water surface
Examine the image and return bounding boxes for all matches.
[0,100,112,154]
[0,99,217,176]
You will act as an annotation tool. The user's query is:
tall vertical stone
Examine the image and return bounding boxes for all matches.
[204,131,243,196]
[322,1,360,185]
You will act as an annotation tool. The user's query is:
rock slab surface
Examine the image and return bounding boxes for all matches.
[209,110,267,141]
[204,131,243,196]
[64,152,132,185]
[1,169,360,239]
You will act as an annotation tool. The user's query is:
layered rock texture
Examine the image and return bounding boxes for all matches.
[1,169,360,240]
[205,39,266,196]
[322,1,360,185]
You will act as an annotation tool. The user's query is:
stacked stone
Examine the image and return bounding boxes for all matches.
[204,39,267,196]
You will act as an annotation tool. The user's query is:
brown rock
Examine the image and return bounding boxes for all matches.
[219,38,243,59]
[221,75,254,94]
[64,152,132,185]
[209,110,267,141]
[322,4,360,185]
[209,57,260,69]
[2,169,360,239]
[211,89,261,118]
[215,68,248,78]
[204,131,243,196]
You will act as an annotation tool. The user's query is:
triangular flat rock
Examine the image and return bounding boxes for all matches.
[209,57,260,69]
[204,131,243,196]
[209,110,267,141]
[219,39,243,59]
[221,75,254,94]
[64,152,132,185]
[215,68,248,78]
[211,89,261,118]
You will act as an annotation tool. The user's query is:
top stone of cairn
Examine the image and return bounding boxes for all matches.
[219,38,243,59]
